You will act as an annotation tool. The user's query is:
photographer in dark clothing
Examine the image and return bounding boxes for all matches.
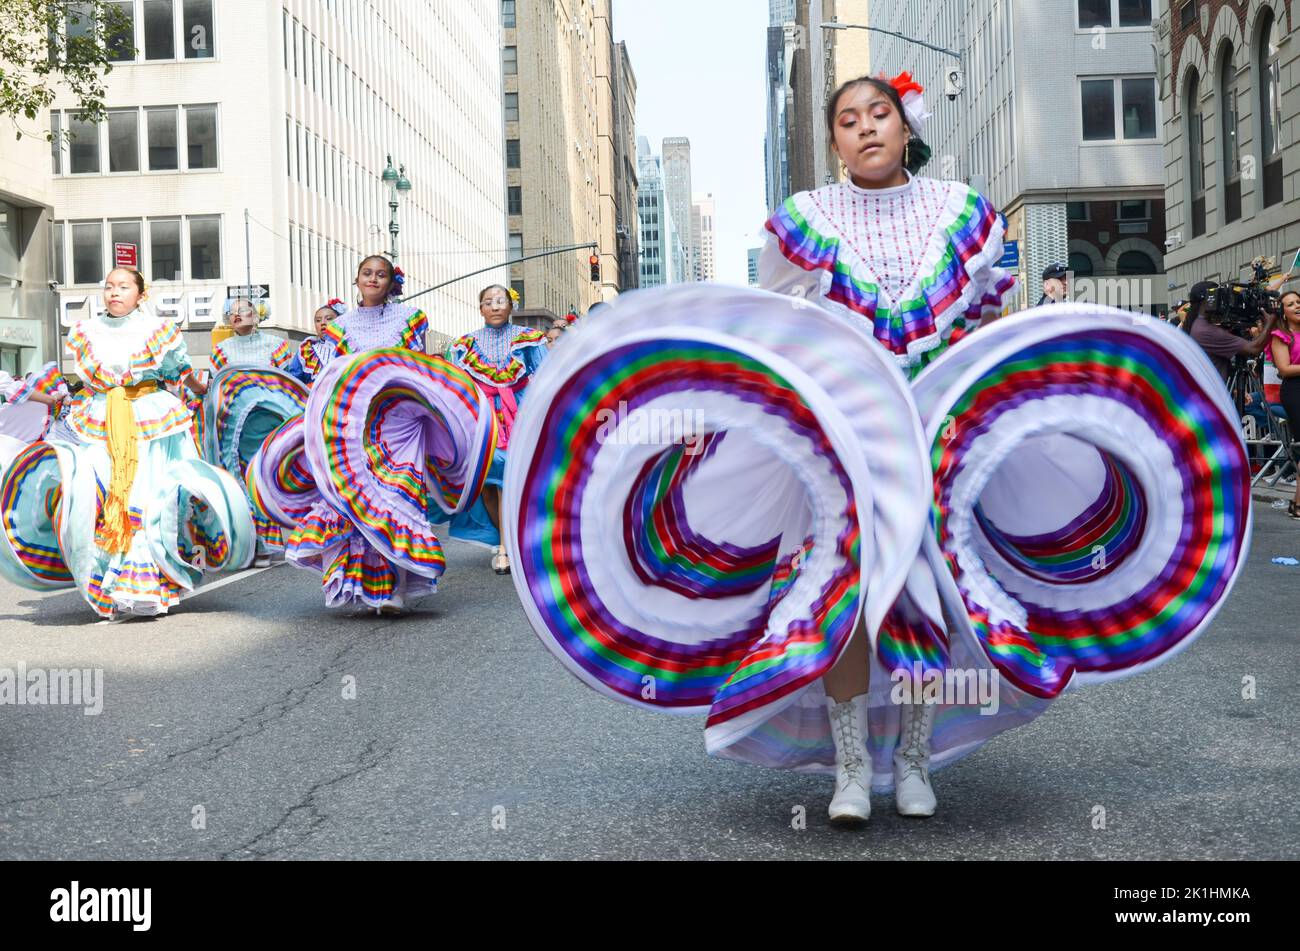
[1183,280,1278,379]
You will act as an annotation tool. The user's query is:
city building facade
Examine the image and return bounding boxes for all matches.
[504,0,621,320]
[785,0,871,194]
[765,0,799,211]
[636,137,684,288]
[46,0,507,364]
[870,0,1170,312]
[747,246,761,285]
[611,40,640,293]
[1157,0,1296,297]
[0,121,58,375]
[661,136,696,283]
[691,193,716,282]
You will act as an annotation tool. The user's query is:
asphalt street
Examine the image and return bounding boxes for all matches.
[1,501,1297,860]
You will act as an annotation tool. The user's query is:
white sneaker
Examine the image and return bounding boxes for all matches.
[894,700,938,817]
[826,694,872,825]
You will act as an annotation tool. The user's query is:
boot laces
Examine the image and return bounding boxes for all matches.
[897,702,934,780]
[831,701,865,787]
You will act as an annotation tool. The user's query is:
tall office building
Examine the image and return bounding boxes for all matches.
[747,247,761,286]
[46,0,507,362]
[870,0,1168,311]
[611,41,640,293]
[765,1,797,212]
[1156,0,1295,298]
[504,0,627,318]
[636,137,685,288]
[785,0,871,194]
[661,136,696,282]
[691,193,716,283]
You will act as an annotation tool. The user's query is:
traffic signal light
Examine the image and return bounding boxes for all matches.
[589,254,600,282]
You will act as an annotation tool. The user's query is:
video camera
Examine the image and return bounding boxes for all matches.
[1203,257,1281,337]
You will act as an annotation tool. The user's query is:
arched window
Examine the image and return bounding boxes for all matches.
[1185,68,1207,237]
[1069,251,1096,277]
[1257,8,1284,207]
[1219,42,1241,224]
[1116,250,1157,275]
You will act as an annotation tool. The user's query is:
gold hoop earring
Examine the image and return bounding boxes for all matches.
[905,140,911,169]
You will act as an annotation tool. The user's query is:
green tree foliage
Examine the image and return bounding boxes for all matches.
[0,0,133,139]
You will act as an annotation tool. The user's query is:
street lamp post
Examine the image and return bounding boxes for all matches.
[382,154,412,261]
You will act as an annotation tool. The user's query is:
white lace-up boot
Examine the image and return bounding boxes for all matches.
[894,700,937,817]
[826,694,872,825]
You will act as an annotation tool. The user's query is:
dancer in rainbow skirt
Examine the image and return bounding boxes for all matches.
[0,268,252,619]
[248,255,498,613]
[201,299,309,565]
[287,299,348,385]
[502,73,1251,831]
[445,284,547,574]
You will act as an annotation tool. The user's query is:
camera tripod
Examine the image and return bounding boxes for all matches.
[1226,355,1294,488]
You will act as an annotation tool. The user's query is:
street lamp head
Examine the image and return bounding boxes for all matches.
[382,154,398,184]
[396,164,412,193]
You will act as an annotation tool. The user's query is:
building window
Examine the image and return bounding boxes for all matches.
[1185,70,1207,238]
[1069,252,1096,276]
[1258,10,1284,208]
[68,113,101,174]
[106,0,135,62]
[1077,0,1111,28]
[504,92,519,122]
[185,104,217,169]
[508,233,523,261]
[1066,201,1090,221]
[143,0,175,59]
[189,216,220,280]
[50,112,62,174]
[1116,250,1156,275]
[1120,79,1156,138]
[1219,43,1241,224]
[503,45,517,75]
[150,218,182,281]
[1081,77,1157,140]
[107,109,139,172]
[71,221,104,285]
[1116,200,1150,220]
[146,107,178,170]
[502,0,516,28]
[110,220,142,266]
[1180,2,1195,29]
[1081,80,1115,140]
[508,186,522,215]
[50,221,66,285]
[182,0,213,59]
[506,138,520,168]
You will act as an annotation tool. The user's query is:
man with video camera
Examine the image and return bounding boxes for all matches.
[1183,279,1279,380]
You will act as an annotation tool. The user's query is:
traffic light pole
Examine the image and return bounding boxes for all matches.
[402,242,599,305]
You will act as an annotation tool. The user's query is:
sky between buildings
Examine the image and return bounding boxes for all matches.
[613,0,767,286]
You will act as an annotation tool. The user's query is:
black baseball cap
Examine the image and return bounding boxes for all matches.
[1042,263,1069,281]
[1188,280,1217,303]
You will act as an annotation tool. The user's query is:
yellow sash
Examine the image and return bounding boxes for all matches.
[96,380,159,554]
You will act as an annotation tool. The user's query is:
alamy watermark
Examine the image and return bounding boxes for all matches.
[889,663,1000,716]
[593,400,707,455]
[0,663,103,716]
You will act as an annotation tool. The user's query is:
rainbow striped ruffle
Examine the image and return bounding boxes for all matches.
[252,348,497,607]
[504,284,931,754]
[913,305,1251,699]
[0,441,254,617]
[506,288,1251,780]
[764,180,1016,375]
